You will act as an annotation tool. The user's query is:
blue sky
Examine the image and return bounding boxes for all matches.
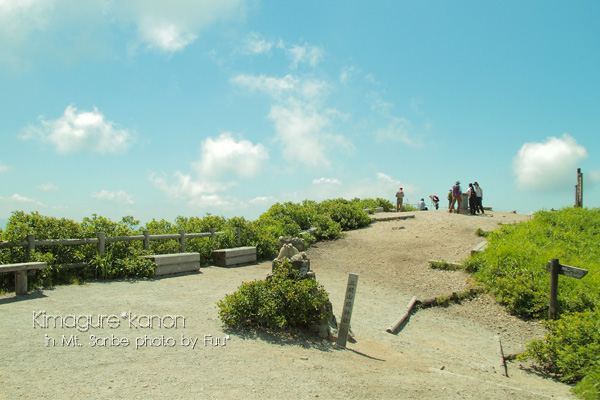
[1,0,599,227]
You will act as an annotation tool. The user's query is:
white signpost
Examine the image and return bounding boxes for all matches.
[337,273,359,348]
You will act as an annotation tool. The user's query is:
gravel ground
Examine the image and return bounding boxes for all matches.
[0,210,575,399]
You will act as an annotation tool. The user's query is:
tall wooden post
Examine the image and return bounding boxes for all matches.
[548,258,560,320]
[337,273,359,348]
[575,168,583,208]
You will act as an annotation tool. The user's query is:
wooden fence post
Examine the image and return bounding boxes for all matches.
[26,234,36,261]
[97,232,105,257]
[143,230,150,250]
[179,230,186,253]
[210,228,215,241]
[548,258,560,320]
[236,227,241,246]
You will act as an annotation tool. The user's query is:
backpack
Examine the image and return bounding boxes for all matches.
[452,185,461,197]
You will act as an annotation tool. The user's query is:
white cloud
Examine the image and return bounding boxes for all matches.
[287,42,324,68]
[513,133,588,191]
[118,0,246,53]
[0,0,248,66]
[19,105,135,154]
[39,183,58,191]
[268,103,336,168]
[151,133,267,210]
[193,132,269,178]
[0,193,45,207]
[91,190,134,205]
[313,178,342,185]
[231,74,298,98]
[242,32,273,55]
[0,160,8,173]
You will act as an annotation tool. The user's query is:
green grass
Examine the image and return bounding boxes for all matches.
[467,207,600,396]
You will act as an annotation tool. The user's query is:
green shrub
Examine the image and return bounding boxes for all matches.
[573,365,600,400]
[522,310,600,384]
[216,262,331,330]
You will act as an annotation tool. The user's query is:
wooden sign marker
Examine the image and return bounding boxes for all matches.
[337,273,359,348]
[546,258,588,320]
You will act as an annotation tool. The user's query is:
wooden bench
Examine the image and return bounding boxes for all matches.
[0,262,47,295]
[212,246,257,267]
[143,253,201,276]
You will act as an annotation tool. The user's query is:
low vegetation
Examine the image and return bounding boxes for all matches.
[0,198,387,291]
[466,207,600,398]
[216,261,331,329]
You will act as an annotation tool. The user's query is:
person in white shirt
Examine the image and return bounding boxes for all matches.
[418,198,428,211]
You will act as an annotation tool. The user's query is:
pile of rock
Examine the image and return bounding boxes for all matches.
[271,236,314,279]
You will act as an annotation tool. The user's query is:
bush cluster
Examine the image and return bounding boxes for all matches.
[216,262,331,329]
[0,197,385,291]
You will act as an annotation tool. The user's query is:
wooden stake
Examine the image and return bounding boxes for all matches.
[337,273,359,348]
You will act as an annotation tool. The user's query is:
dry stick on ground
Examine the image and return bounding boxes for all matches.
[386,296,418,333]
[496,335,509,377]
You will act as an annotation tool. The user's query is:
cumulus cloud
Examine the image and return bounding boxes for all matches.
[0,160,8,173]
[91,190,134,205]
[374,117,422,146]
[193,132,269,178]
[19,105,135,154]
[151,133,267,209]
[340,65,360,84]
[513,133,588,191]
[313,178,342,185]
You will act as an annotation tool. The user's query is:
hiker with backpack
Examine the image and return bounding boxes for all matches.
[466,183,477,215]
[448,181,462,214]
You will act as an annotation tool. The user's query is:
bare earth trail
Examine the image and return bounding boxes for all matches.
[0,210,574,399]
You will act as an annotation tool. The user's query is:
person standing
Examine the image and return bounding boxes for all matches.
[448,181,462,214]
[396,187,405,212]
[474,182,484,214]
[466,183,477,215]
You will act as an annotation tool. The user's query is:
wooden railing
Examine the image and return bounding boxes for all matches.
[0,228,233,260]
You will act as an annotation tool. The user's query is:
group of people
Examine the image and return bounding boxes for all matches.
[448,181,484,215]
[395,181,484,215]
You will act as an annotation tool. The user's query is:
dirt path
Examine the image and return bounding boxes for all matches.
[0,210,575,399]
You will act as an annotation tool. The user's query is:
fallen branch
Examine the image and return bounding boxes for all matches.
[386,296,418,334]
[496,335,509,377]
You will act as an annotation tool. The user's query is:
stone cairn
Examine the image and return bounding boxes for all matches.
[271,236,314,279]
[269,236,338,339]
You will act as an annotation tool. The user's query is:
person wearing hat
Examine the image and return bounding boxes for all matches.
[448,180,462,214]
[395,187,405,212]
[474,182,484,214]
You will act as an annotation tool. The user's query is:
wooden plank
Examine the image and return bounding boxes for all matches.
[155,262,200,276]
[212,246,257,259]
[144,253,200,266]
[0,262,47,273]
[545,261,588,279]
[213,254,257,267]
[471,240,488,255]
